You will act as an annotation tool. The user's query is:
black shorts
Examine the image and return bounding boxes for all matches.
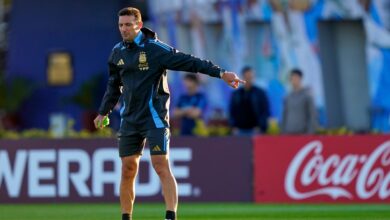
[117,122,170,157]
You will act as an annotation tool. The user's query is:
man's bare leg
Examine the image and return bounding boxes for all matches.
[151,155,178,218]
[120,155,141,219]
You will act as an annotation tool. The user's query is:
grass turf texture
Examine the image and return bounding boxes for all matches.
[0,203,389,220]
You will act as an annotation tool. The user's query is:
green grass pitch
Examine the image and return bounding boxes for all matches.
[0,203,389,220]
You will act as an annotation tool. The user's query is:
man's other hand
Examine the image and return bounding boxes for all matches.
[94,114,106,129]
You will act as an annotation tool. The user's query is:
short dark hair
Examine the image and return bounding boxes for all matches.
[118,7,142,23]
[184,73,200,84]
[241,65,253,75]
[290,68,303,78]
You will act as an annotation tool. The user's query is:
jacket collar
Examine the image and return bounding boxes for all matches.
[123,27,157,49]
[134,31,143,45]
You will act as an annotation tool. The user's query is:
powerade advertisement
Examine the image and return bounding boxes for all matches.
[0,137,252,203]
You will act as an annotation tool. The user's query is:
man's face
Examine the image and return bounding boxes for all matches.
[290,74,302,89]
[118,15,142,41]
[243,70,254,85]
[184,79,198,94]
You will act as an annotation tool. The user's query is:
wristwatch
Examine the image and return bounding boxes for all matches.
[220,70,226,78]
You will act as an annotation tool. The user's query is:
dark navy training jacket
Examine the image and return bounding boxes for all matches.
[98,27,224,130]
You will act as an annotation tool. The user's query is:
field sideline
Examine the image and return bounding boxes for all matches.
[0,203,389,220]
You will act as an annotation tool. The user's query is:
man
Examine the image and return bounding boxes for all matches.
[281,69,317,134]
[229,66,270,135]
[94,7,245,220]
[173,73,207,135]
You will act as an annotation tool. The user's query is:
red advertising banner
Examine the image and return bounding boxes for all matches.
[254,135,390,203]
[0,137,252,203]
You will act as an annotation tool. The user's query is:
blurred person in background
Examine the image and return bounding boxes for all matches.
[94,7,245,220]
[281,69,317,134]
[173,73,206,136]
[229,66,270,135]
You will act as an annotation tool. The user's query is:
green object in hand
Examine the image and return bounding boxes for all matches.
[100,116,110,128]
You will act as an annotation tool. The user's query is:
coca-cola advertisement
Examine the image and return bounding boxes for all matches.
[254,135,390,203]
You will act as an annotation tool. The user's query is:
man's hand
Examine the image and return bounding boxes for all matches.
[221,71,246,89]
[173,107,201,119]
[186,107,201,119]
[94,114,106,129]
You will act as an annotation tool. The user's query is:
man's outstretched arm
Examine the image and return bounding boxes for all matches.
[151,40,245,88]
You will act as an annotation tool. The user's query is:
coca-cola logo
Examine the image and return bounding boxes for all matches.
[285,140,390,200]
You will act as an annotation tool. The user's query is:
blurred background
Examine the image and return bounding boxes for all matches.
[0,2,390,218]
[0,0,389,138]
